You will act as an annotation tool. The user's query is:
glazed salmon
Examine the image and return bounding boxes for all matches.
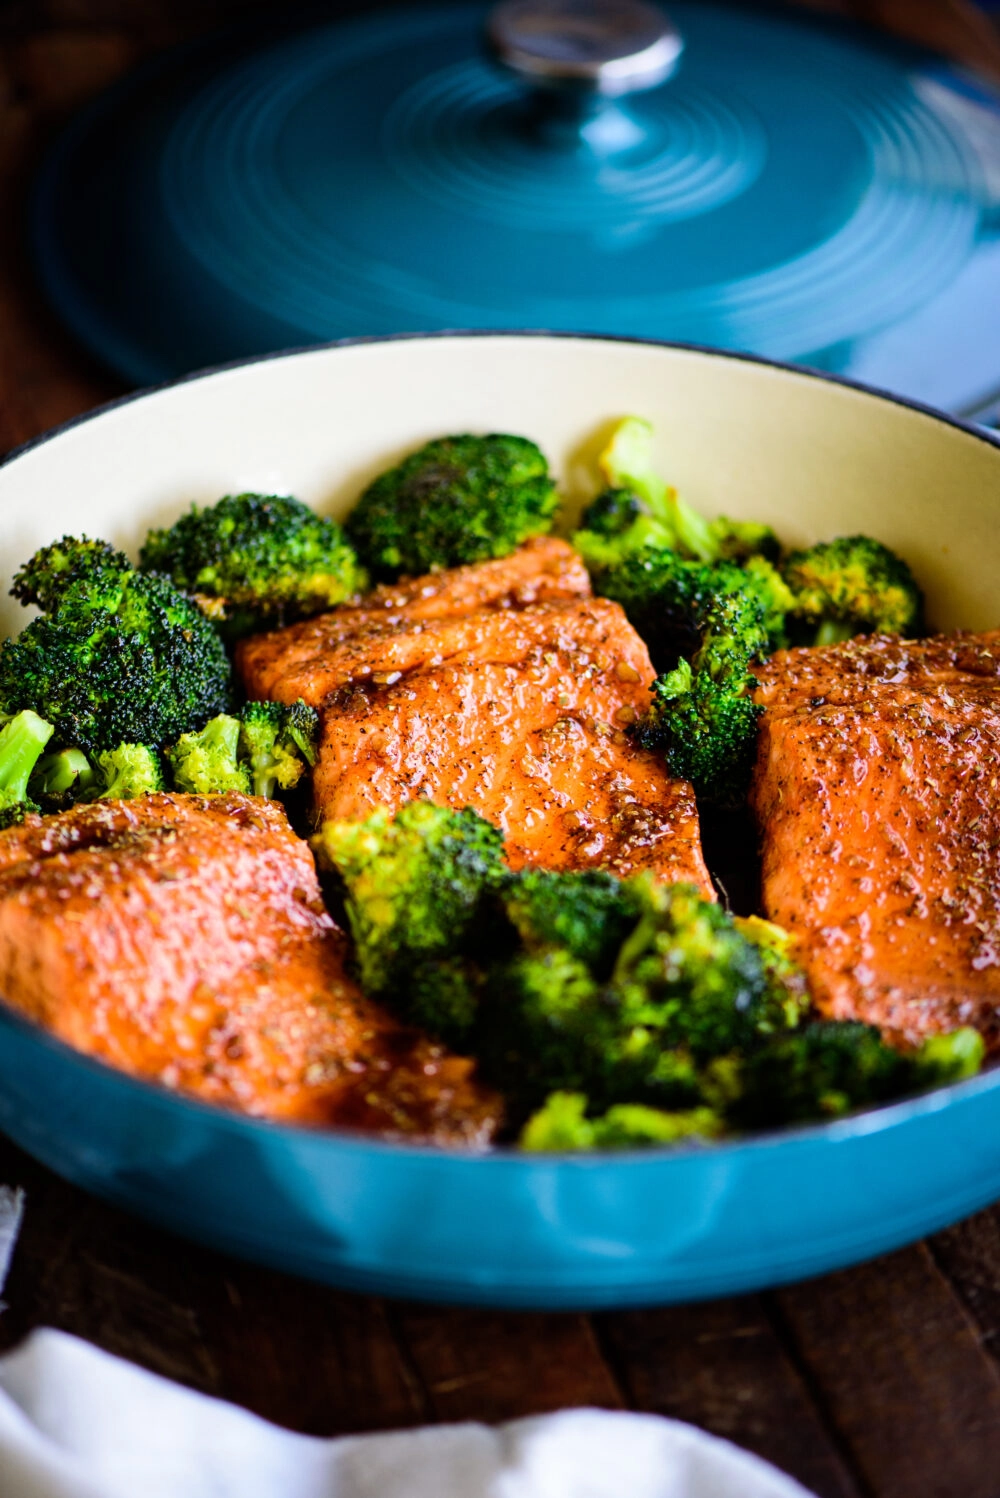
[0,793,500,1142]
[237,536,591,703]
[752,631,1000,1049]
[239,548,713,889]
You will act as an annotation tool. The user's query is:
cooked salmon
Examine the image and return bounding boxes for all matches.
[239,545,712,889]
[752,631,1000,1049]
[237,536,591,703]
[0,793,500,1142]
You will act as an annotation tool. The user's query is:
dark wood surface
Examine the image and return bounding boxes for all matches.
[2,5,1000,1495]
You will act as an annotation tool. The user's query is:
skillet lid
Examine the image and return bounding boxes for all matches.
[33,1,1000,414]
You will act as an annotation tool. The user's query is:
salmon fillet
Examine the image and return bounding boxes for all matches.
[240,547,712,889]
[0,793,500,1142]
[752,631,1000,1049]
[237,536,591,703]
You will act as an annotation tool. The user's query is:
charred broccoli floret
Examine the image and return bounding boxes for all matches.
[478,880,776,1119]
[0,538,233,755]
[166,699,318,800]
[238,700,319,799]
[595,546,792,673]
[728,1022,983,1130]
[634,584,770,806]
[572,417,777,576]
[11,537,131,615]
[733,915,810,1032]
[502,867,643,977]
[345,434,559,581]
[782,535,923,644]
[520,1091,722,1151]
[312,801,507,1013]
[96,743,165,800]
[167,714,248,796]
[0,710,54,827]
[139,493,367,640]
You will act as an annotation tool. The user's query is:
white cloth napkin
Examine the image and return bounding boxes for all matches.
[0,1328,814,1498]
[0,1184,24,1298]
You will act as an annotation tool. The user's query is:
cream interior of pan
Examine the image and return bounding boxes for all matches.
[0,335,996,644]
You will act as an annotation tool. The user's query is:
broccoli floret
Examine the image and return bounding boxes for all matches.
[11,536,132,615]
[31,746,99,803]
[728,1022,983,1130]
[168,714,250,796]
[782,535,923,643]
[139,494,367,640]
[479,881,774,1120]
[345,434,559,581]
[502,867,644,977]
[238,699,319,799]
[573,418,778,575]
[407,955,485,1043]
[312,801,507,1007]
[634,583,768,806]
[96,744,165,799]
[0,710,54,825]
[733,915,810,1032]
[166,700,319,800]
[611,881,771,1058]
[0,539,233,755]
[519,1090,722,1151]
[595,546,792,674]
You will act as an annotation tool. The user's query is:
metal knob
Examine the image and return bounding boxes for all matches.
[488,0,683,99]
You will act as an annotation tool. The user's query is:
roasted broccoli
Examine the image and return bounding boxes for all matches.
[238,700,319,798]
[517,1023,982,1150]
[594,545,793,674]
[11,536,131,615]
[733,915,810,1033]
[0,710,54,827]
[139,493,367,640]
[166,700,318,800]
[345,434,559,581]
[520,1090,723,1151]
[168,714,248,796]
[634,585,769,807]
[782,535,923,644]
[308,801,985,1149]
[312,801,507,1012]
[572,417,778,576]
[728,1022,983,1130]
[478,880,777,1119]
[0,537,233,755]
[31,746,98,805]
[96,743,165,800]
[501,867,644,977]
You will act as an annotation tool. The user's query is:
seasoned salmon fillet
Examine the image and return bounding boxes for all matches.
[0,793,500,1142]
[752,631,1000,1049]
[239,548,712,889]
[238,536,591,703]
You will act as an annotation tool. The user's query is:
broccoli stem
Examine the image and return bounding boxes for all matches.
[814,618,856,646]
[33,747,97,797]
[0,711,54,805]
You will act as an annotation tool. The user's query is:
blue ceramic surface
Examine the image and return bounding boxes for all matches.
[1,331,999,1308]
[2,979,1000,1307]
[32,3,1000,413]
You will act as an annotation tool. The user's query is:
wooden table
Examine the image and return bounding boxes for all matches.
[2,5,1000,1495]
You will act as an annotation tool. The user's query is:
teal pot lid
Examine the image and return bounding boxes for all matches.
[33,1,1000,413]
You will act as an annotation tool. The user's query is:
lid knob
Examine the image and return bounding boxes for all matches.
[487,0,683,98]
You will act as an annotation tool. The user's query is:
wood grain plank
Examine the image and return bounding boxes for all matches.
[772,1244,1000,1498]
[0,1134,426,1436]
[391,1304,624,1424]
[930,1203,1000,1368]
[596,1298,863,1498]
